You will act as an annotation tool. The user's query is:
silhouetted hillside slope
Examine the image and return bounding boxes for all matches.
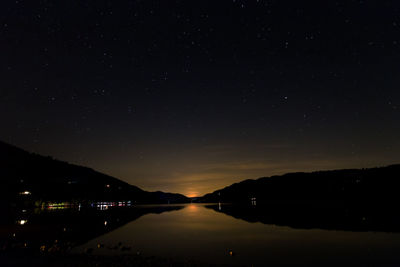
[200,165,400,204]
[0,141,189,204]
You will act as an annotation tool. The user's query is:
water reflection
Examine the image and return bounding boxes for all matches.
[186,203,199,213]
[2,204,400,266]
[205,202,400,233]
[79,204,400,266]
[0,204,184,254]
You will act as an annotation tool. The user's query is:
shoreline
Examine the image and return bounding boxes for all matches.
[0,252,237,267]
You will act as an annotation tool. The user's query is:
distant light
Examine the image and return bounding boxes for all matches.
[106,184,110,188]
[20,191,31,195]
[18,220,28,225]
[104,221,108,226]
[187,192,198,198]
[46,202,68,210]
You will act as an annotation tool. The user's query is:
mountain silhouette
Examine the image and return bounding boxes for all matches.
[200,165,400,232]
[199,165,400,204]
[0,141,189,204]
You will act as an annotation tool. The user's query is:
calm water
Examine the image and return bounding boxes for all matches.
[71,204,400,266]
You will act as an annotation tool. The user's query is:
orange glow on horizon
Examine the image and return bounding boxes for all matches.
[186,192,199,198]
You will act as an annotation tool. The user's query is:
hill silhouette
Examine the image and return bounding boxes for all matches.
[199,165,400,232]
[199,165,400,204]
[0,141,189,205]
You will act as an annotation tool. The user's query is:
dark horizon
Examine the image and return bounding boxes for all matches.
[1,0,400,196]
[2,139,399,198]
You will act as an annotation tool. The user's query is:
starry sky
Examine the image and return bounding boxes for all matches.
[1,0,400,197]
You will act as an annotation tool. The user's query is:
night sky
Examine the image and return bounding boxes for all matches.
[1,0,400,197]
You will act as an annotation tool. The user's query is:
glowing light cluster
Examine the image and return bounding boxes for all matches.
[93,201,132,210]
[17,219,28,225]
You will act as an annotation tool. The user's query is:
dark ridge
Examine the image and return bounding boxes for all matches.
[199,165,400,232]
[199,165,400,203]
[0,140,190,205]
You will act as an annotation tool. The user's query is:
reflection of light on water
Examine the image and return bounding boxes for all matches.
[17,219,28,225]
[218,202,222,211]
[187,204,199,212]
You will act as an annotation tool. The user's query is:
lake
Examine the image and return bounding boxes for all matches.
[2,203,400,266]
[78,203,400,266]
